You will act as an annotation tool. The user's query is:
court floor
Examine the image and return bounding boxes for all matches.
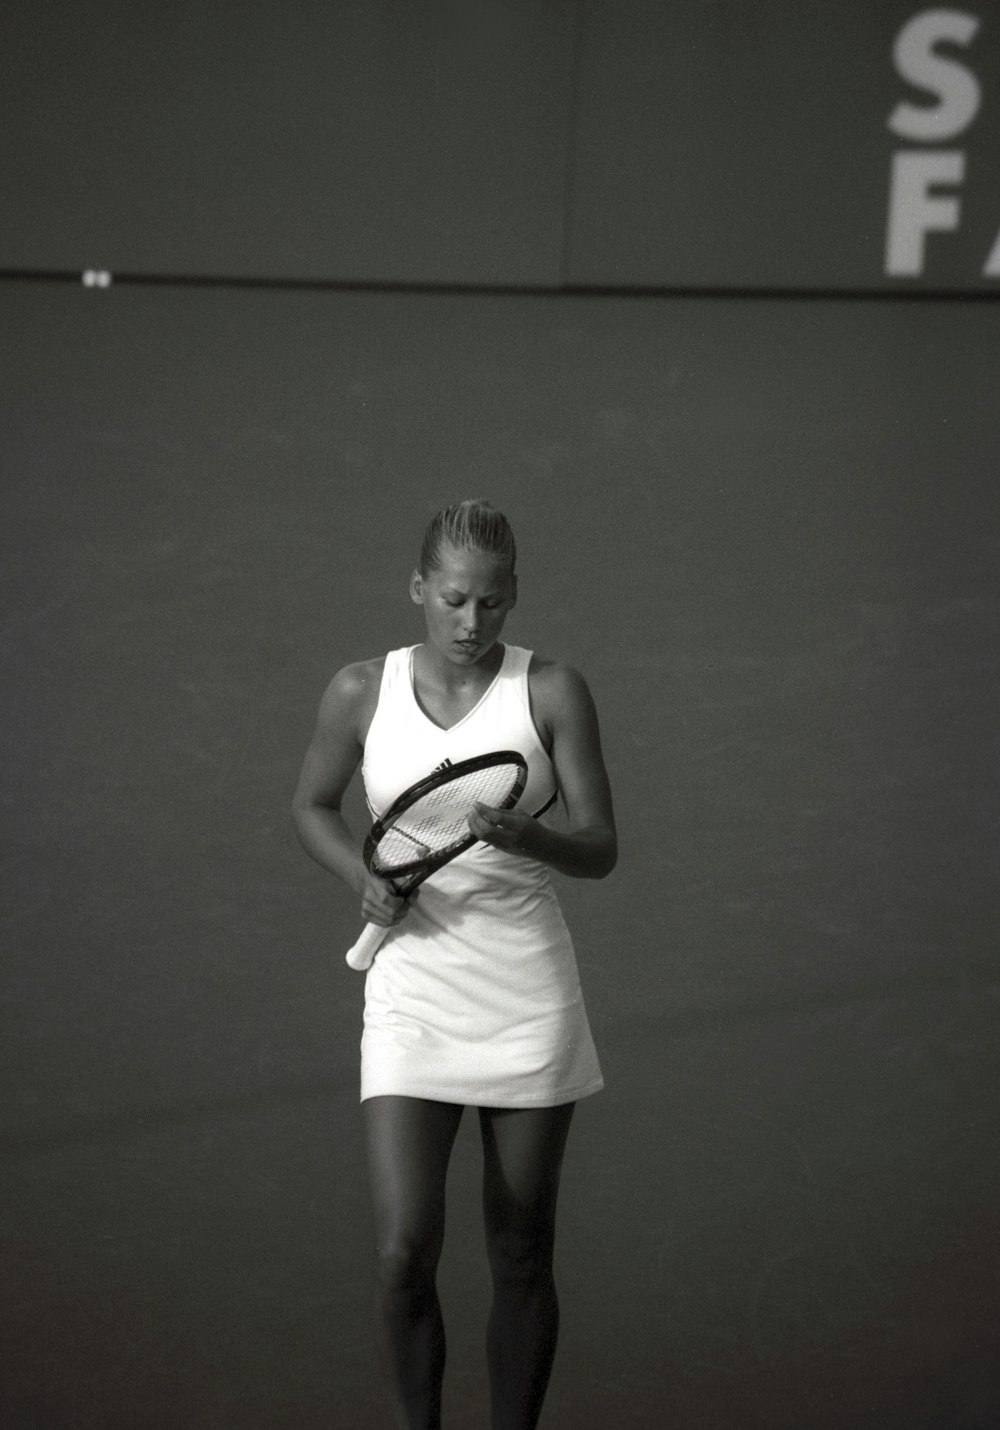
[3,278,998,1427]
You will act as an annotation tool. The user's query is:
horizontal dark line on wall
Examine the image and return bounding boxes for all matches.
[2,267,999,302]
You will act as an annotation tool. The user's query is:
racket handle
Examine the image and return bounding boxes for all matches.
[345,920,390,971]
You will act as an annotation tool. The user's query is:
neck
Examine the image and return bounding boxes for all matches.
[415,641,505,689]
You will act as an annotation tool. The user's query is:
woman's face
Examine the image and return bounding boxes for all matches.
[410,542,517,666]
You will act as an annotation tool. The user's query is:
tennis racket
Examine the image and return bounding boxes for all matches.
[345,749,529,971]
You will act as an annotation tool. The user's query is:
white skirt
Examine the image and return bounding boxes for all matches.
[359,845,604,1107]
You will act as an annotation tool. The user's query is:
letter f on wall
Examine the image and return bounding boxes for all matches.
[885,151,964,276]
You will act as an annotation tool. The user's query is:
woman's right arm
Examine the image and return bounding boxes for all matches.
[291,662,409,928]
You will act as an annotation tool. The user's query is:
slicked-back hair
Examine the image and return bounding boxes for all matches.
[419,499,517,576]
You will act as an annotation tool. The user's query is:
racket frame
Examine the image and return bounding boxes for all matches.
[363,748,528,894]
[344,749,530,971]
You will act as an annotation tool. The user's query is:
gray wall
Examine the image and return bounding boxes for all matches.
[2,0,998,289]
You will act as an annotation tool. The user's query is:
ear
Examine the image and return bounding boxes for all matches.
[509,573,518,609]
[409,568,425,605]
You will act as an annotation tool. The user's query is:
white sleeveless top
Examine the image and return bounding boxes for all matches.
[358,643,604,1107]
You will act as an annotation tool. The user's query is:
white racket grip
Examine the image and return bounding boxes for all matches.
[345,919,390,971]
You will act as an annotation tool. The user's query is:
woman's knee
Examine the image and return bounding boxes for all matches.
[375,1230,444,1294]
[485,1220,555,1289]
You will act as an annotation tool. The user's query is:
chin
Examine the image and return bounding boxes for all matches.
[451,639,496,662]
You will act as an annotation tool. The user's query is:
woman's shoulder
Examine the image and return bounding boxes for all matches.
[316,655,387,730]
[527,652,589,691]
[328,654,386,694]
[526,653,595,720]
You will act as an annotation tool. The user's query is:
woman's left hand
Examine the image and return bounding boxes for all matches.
[469,803,541,858]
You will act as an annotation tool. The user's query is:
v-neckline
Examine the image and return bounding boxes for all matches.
[408,644,508,733]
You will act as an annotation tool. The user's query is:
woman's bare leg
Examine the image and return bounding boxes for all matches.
[478,1102,575,1430]
[363,1095,464,1430]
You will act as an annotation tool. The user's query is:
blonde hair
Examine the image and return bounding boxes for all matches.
[419,499,516,575]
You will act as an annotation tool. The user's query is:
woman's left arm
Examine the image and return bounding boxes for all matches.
[469,661,617,879]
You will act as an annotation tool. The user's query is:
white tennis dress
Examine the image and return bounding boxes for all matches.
[359,644,604,1107]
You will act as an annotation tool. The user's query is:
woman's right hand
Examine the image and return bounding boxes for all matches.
[359,872,416,927]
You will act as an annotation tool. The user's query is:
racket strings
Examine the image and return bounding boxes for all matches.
[371,763,521,872]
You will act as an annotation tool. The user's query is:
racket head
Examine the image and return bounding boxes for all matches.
[363,749,528,890]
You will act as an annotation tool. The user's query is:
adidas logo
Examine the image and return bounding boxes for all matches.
[432,758,454,775]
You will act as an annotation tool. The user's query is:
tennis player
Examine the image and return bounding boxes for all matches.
[293,499,616,1429]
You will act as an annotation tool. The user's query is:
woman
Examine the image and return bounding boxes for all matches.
[292,500,616,1429]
